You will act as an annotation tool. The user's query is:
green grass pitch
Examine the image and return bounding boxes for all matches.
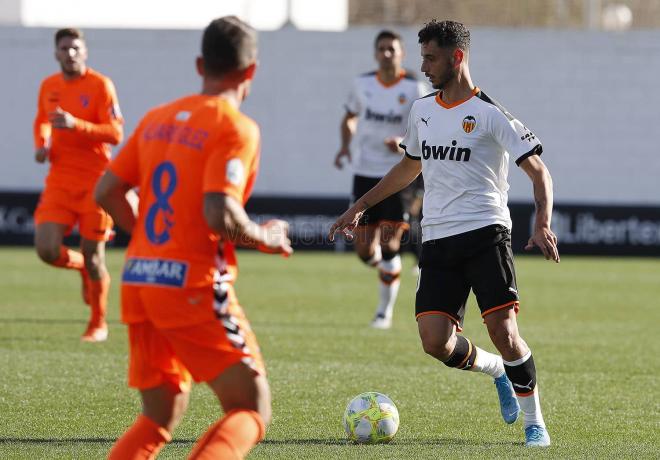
[0,247,658,459]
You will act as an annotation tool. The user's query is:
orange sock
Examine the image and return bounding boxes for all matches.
[89,274,110,326]
[188,409,265,460]
[108,414,171,460]
[51,246,84,270]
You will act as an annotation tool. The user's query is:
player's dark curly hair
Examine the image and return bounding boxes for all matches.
[202,16,257,78]
[418,20,470,50]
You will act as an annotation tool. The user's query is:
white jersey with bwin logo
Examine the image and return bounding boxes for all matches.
[345,71,427,178]
[400,88,543,242]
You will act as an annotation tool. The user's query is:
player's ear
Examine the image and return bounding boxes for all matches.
[243,61,257,81]
[195,56,205,77]
[453,49,464,67]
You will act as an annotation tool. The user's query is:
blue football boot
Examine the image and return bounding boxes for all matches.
[525,424,551,447]
[494,373,520,424]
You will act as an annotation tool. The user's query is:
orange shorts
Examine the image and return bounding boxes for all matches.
[124,285,265,391]
[34,185,113,241]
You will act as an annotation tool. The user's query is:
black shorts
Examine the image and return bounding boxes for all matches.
[352,175,407,226]
[415,224,519,330]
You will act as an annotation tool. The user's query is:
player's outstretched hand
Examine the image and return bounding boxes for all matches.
[257,219,293,257]
[384,136,403,154]
[34,147,49,163]
[334,148,351,169]
[328,206,363,242]
[525,227,560,263]
[49,107,76,129]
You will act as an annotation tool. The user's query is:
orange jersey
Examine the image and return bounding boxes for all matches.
[110,94,260,323]
[34,68,123,190]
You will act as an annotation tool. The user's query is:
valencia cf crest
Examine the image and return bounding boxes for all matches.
[462,116,476,133]
[398,93,407,104]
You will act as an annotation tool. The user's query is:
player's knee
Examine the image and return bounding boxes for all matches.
[216,372,272,427]
[358,246,381,267]
[36,245,60,264]
[381,239,401,254]
[143,389,189,433]
[420,334,453,361]
[488,326,520,355]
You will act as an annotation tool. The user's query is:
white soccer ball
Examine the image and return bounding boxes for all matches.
[343,392,399,444]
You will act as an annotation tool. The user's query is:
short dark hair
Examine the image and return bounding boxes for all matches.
[374,29,402,49]
[202,16,257,78]
[418,20,470,50]
[54,28,84,46]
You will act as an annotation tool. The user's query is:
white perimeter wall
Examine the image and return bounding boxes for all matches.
[0,0,348,31]
[1,26,659,205]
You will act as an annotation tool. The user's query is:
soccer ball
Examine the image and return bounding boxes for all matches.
[343,392,399,444]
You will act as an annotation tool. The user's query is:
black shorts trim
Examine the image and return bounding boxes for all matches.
[415,224,519,327]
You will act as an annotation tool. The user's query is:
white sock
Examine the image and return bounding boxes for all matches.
[517,388,545,428]
[504,352,546,428]
[470,347,505,378]
[375,255,401,319]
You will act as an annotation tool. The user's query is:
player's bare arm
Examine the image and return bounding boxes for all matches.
[384,136,404,154]
[334,111,358,169]
[329,155,421,240]
[519,155,559,263]
[204,192,293,256]
[95,171,137,233]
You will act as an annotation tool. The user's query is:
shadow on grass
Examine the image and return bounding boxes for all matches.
[262,438,520,447]
[0,437,521,448]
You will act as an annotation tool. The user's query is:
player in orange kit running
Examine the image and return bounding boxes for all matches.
[33,28,123,342]
[95,16,292,459]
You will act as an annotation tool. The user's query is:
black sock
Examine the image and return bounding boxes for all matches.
[504,352,537,395]
[443,335,477,370]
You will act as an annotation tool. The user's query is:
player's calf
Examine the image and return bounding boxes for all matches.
[377,251,401,284]
[503,351,549,445]
[37,245,85,269]
[440,335,506,376]
[432,334,520,424]
[371,251,401,329]
[108,414,172,459]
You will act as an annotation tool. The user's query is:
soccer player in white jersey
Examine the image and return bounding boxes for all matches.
[329,20,558,447]
[334,30,427,329]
